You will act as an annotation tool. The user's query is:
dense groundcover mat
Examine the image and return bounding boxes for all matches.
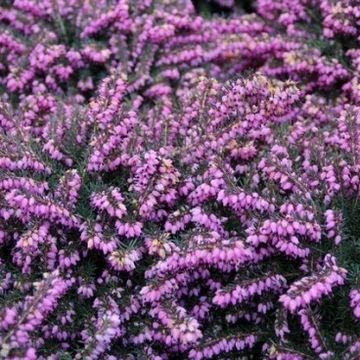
[1,0,360,359]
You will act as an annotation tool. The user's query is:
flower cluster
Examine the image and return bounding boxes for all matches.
[350,288,360,319]
[279,255,347,313]
[0,0,360,359]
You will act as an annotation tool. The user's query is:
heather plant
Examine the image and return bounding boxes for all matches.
[0,0,360,359]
